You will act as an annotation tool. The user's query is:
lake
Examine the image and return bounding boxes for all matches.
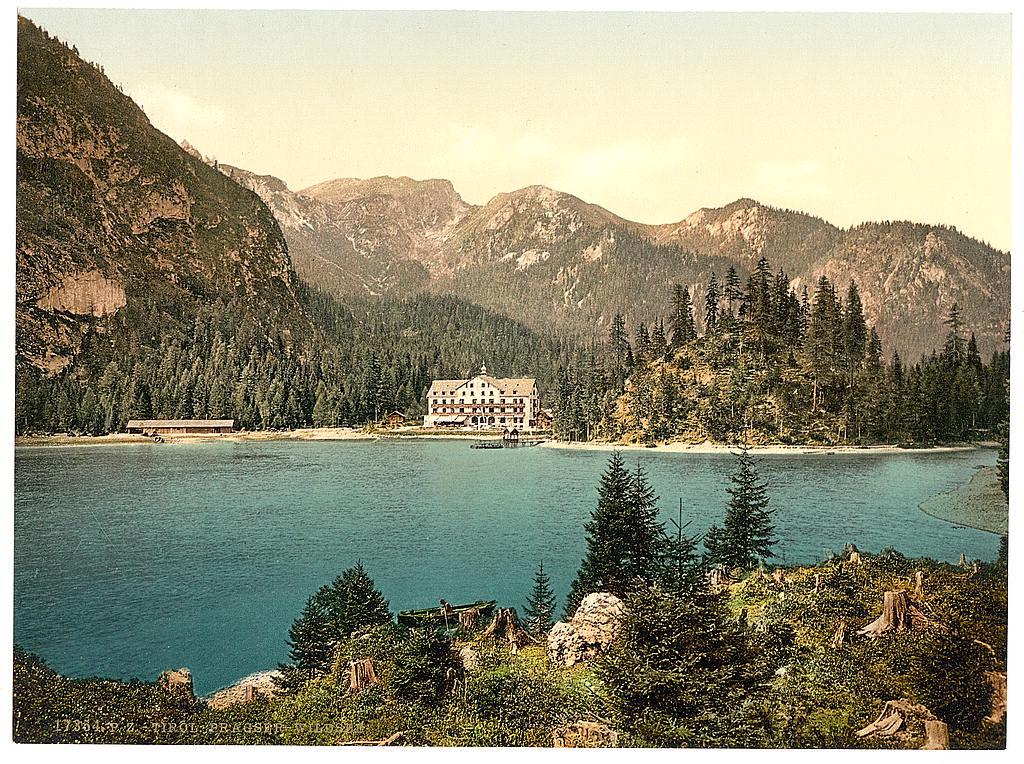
[14,439,999,695]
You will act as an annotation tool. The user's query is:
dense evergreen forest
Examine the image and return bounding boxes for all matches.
[551,257,1010,445]
[15,253,1008,444]
[15,287,571,434]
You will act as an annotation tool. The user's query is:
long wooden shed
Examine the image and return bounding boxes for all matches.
[125,419,234,435]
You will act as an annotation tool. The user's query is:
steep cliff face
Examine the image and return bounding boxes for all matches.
[16,16,298,372]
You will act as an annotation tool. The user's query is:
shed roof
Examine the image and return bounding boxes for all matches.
[126,419,234,428]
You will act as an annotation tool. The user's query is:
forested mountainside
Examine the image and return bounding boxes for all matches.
[14,17,570,434]
[16,16,299,375]
[549,257,1009,447]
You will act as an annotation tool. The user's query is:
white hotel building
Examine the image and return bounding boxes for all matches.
[423,365,540,430]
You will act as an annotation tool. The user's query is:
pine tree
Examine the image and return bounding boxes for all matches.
[596,584,768,747]
[658,499,704,596]
[331,561,392,636]
[704,446,776,570]
[566,452,663,613]
[704,274,720,334]
[943,302,965,362]
[724,267,743,314]
[668,284,696,348]
[523,561,557,633]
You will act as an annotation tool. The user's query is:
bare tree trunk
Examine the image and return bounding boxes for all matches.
[913,570,925,599]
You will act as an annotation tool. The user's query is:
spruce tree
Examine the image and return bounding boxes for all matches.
[596,584,768,746]
[657,499,704,596]
[523,561,557,633]
[704,274,720,334]
[331,561,392,636]
[566,452,663,614]
[669,284,696,348]
[704,446,776,570]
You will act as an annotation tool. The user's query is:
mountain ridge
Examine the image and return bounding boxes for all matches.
[219,161,1009,360]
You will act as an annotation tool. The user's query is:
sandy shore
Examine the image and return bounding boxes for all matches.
[918,465,1008,535]
[538,440,982,455]
[15,429,988,455]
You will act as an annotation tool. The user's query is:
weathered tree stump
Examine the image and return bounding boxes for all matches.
[345,658,377,695]
[855,699,938,744]
[458,609,477,631]
[552,721,619,748]
[708,564,734,591]
[831,620,847,648]
[482,607,536,653]
[984,671,1007,724]
[857,590,937,638]
[913,570,925,598]
[921,720,950,750]
[814,574,821,594]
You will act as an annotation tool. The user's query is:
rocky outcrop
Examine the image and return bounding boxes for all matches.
[35,270,126,317]
[547,592,626,667]
[206,670,282,710]
[158,668,194,701]
[16,16,298,373]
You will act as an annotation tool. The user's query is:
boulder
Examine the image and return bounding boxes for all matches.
[547,592,625,666]
[158,668,194,701]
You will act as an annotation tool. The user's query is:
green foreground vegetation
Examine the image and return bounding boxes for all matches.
[13,451,1008,748]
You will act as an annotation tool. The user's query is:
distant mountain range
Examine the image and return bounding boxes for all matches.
[220,164,1009,360]
[16,12,1009,379]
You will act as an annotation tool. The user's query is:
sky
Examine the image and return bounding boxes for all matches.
[18,8,1013,250]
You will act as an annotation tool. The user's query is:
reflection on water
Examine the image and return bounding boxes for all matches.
[14,440,997,693]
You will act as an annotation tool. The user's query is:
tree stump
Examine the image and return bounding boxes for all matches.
[346,659,377,695]
[855,699,938,744]
[857,590,937,638]
[458,609,477,631]
[708,565,734,591]
[913,570,925,598]
[814,574,821,594]
[921,720,950,750]
[482,607,536,653]
[831,620,847,648]
[984,671,1007,724]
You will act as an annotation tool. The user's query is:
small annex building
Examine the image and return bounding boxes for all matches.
[126,419,234,435]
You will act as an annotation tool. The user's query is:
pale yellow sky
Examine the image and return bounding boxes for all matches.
[21,9,1012,250]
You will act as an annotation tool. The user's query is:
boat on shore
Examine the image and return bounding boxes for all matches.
[397,599,496,627]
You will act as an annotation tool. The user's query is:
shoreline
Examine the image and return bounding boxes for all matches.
[14,428,992,455]
[918,465,1008,536]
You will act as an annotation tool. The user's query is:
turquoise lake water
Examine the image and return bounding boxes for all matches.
[14,439,998,695]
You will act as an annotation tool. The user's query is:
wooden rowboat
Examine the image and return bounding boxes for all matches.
[397,599,496,627]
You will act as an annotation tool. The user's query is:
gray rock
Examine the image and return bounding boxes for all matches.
[547,592,626,666]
